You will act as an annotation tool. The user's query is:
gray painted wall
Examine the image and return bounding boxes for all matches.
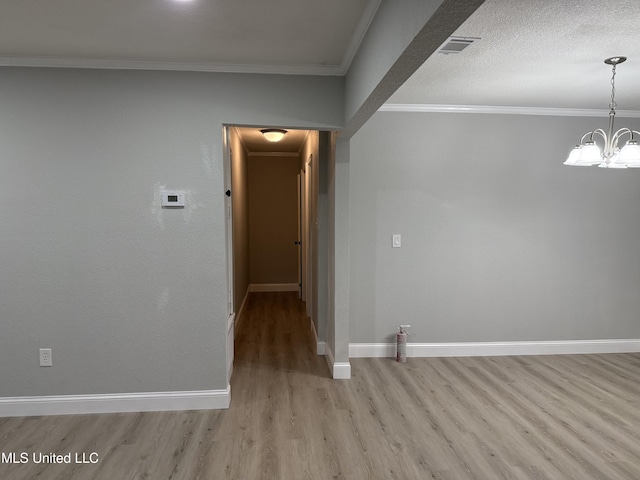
[349,111,640,344]
[332,138,352,363]
[325,135,352,365]
[0,67,343,397]
[299,131,320,328]
[230,129,250,313]
[316,132,332,343]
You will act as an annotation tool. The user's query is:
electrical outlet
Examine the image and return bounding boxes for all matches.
[39,348,52,367]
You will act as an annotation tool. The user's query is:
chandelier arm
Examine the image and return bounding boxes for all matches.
[591,129,608,144]
[612,128,633,146]
[578,130,604,145]
[579,132,593,144]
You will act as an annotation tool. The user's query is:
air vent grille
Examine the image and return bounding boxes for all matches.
[437,36,480,55]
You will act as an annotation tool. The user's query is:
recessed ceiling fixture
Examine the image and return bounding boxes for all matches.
[260,129,287,142]
[436,36,479,55]
[564,56,640,169]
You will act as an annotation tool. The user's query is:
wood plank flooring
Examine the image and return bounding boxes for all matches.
[2,291,640,479]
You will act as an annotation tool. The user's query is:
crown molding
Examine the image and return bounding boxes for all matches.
[339,0,382,75]
[379,103,640,118]
[0,56,344,76]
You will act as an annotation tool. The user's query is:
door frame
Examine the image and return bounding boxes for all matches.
[223,126,323,383]
[222,126,235,384]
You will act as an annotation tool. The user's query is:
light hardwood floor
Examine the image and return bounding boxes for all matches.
[2,291,640,479]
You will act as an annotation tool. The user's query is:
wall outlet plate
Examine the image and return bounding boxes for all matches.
[39,348,52,367]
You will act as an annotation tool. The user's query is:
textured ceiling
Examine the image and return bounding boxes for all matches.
[0,0,377,75]
[389,0,640,111]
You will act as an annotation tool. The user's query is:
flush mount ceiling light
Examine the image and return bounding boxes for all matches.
[260,129,287,142]
[564,56,640,169]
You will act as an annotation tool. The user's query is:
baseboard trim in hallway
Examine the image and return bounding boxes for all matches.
[349,338,640,358]
[309,316,326,355]
[0,386,231,418]
[325,343,351,379]
[249,283,299,292]
[234,288,250,334]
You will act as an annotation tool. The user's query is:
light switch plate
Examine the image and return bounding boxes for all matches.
[392,234,401,248]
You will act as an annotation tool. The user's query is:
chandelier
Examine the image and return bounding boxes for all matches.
[564,56,640,168]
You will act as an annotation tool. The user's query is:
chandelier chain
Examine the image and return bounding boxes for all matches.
[610,64,617,111]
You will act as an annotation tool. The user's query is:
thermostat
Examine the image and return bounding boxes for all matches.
[161,191,185,208]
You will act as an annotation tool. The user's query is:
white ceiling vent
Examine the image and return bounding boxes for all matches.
[437,36,480,55]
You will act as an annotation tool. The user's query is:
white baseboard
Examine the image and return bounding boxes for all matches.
[325,343,334,374]
[0,386,231,418]
[332,362,351,379]
[309,318,326,355]
[227,313,235,382]
[234,288,250,334]
[325,344,351,379]
[249,283,299,292]
[349,339,640,358]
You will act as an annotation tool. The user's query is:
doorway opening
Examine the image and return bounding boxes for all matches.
[223,125,326,383]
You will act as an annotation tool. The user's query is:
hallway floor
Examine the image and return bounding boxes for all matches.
[2,292,640,479]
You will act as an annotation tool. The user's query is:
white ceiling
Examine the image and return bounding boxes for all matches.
[0,0,377,75]
[389,0,640,111]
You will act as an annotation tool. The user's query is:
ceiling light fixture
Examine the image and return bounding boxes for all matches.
[564,56,640,169]
[260,129,287,142]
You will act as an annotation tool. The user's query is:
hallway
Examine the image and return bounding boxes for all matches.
[231,291,331,403]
